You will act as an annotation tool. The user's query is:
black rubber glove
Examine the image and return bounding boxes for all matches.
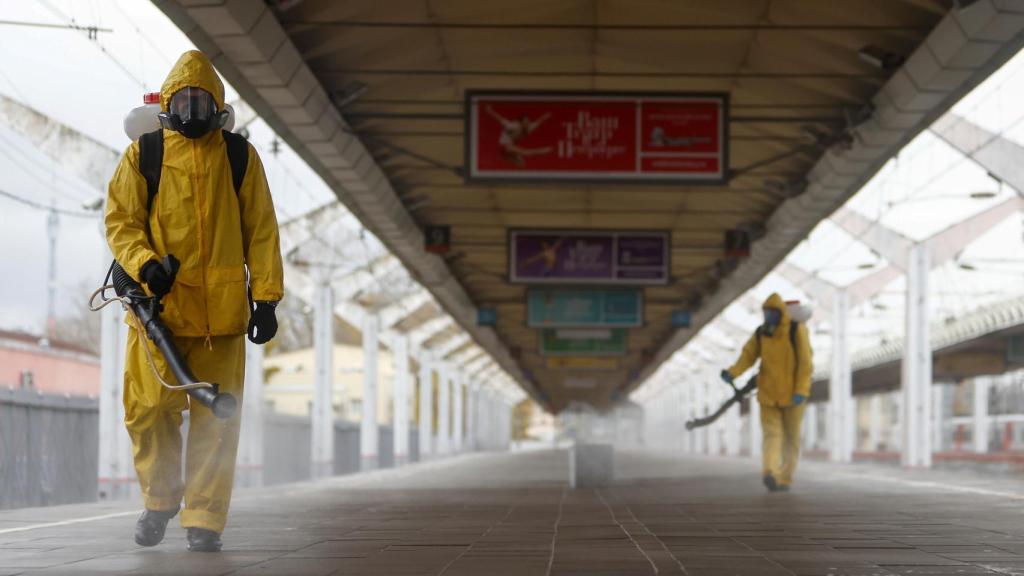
[248,301,278,344]
[140,259,174,298]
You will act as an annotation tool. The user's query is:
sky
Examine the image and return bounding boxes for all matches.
[0,0,343,334]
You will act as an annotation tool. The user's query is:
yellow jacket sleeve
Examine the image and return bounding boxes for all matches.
[105,143,159,282]
[238,145,284,302]
[727,332,761,379]
[794,323,813,396]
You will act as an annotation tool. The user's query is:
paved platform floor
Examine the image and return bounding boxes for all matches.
[5,449,1024,575]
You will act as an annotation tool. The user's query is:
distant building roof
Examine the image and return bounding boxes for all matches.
[0,328,97,360]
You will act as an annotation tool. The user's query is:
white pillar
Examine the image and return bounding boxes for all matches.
[973,377,990,454]
[466,380,478,451]
[749,397,762,460]
[804,402,818,451]
[901,243,932,468]
[437,363,451,454]
[726,398,741,457]
[418,357,433,459]
[360,313,379,471]
[453,371,464,452]
[707,375,722,456]
[392,335,410,466]
[695,375,707,454]
[830,289,852,463]
[868,394,882,452]
[237,341,264,487]
[311,277,334,478]
[98,301,132,500]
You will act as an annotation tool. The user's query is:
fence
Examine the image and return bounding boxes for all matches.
[1,389,424,510]
[0,388,98,510]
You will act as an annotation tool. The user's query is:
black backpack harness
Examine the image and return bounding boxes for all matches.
[138,128,249,209]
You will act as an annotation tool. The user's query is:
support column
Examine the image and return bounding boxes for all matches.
[360,313,379,471]
[830,288,852,463]
[804,403,818,451]
[902,243,932,468]
[868,394,882,452]
[695,373,707,454]
[237,341,264,487]
[707,375,722,456]
[418,357,433,459]
[98,301,131,500]
[749,397,762,460]
[466,380,478,451]
[311,276,334,478]
[725,396,741,457]
[453,371,464,452]
[437,363,451,455]
[392,335,410,466]
[973,377,990,454]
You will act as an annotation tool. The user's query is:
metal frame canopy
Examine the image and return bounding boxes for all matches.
[154,0,1024,411]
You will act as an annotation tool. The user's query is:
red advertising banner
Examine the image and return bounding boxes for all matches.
[466,91,728,183]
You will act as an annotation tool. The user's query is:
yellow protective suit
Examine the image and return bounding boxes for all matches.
[727,293,813,486]
[105,50,284,533]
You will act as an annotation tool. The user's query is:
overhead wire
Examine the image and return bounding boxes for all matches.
[0,187,97,218]
[0,129,98,203]
[38,0,146,88]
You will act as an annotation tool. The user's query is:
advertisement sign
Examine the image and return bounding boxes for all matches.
[527,289,642,328]
[511,230,669,285]
[546,357,620,371]
[540,328,627,357]
[466,91,728,183]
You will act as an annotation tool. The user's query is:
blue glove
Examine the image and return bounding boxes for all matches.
[792,394,806,405]
[720,370,734,385]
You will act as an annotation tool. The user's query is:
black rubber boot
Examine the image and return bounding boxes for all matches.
[134,508,179,547]
[186,527,223,552]
[762,475,778,492]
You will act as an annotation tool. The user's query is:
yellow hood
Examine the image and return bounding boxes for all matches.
[762,292,791,334]
[160,50,225,112]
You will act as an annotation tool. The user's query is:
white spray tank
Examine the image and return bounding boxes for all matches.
[785,300,813,323]
[123,91,235,141]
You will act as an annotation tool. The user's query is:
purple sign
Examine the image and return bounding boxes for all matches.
[510,230,669,285]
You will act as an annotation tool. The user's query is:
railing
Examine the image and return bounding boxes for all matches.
[1,389,423,510]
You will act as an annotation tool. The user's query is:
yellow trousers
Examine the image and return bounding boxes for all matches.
[123,329,245,533]
[760,403,806,486]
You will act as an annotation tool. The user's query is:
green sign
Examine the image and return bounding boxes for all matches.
[540,329,627,356]
[527,289,642,328]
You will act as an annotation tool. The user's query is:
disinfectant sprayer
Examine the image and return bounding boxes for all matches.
[90,257,237,419]
[685,375,757,430]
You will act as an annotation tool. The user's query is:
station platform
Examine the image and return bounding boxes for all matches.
[3,449,1024,575]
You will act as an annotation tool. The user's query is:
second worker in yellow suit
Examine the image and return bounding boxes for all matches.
[721,293,812,492]
[105,51,283,551]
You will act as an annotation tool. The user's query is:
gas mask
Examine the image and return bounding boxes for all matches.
[158,87,228,139]
[761,307,783,336]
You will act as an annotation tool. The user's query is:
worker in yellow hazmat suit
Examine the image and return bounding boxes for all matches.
[105,50,283,552]
[721,293,812,492]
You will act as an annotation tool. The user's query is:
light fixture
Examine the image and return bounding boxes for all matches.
[333,81,369,109]
[857,262,876,270]
[969,191,997,199]
[81,196,104,211]
[959,262,977,271]
[858,45,905,71]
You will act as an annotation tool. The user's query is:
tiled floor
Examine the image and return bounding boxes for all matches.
[4,449,1024,575]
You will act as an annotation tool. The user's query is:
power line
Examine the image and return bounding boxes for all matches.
[0,130,96,203]
[38,0,145,88]
[0,187,97,218]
